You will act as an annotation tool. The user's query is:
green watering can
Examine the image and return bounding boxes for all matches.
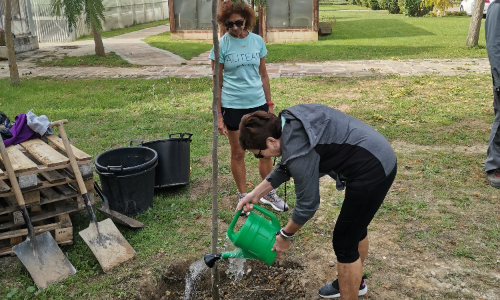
[204,204,281,268]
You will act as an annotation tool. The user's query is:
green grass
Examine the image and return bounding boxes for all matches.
[36,52,135,68]
[0,74,499,299]
[143,31,213,60]
[143,6,486,63]
[77,19,169,41]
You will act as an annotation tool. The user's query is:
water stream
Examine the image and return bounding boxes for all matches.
[183,259,208,300]
[183,235,247,298]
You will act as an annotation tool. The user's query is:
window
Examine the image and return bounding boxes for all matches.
[266,0,313,28]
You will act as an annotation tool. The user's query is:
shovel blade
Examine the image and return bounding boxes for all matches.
[12,231,76,290]
[79,218,136,272]
[96,205,145,229]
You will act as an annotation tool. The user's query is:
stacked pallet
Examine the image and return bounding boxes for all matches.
[0,135,94,256]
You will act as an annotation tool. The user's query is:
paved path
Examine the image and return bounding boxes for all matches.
[0,24,491,79]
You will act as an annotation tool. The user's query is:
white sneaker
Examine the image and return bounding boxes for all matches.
[260,189,289,212]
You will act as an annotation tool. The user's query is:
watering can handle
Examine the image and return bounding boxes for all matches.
[227,204,280,241]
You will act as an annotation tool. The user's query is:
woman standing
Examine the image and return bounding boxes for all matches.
[209,0,287,212]
[237,104,397,299]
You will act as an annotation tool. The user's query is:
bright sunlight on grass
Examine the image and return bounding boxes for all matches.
[143,5,486,63]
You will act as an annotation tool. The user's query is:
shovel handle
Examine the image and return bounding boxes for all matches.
[0,134,25,206]
[51,120,87,195]
[49,119,68,127]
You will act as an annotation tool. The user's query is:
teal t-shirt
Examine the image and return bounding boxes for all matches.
[209,32,268,109]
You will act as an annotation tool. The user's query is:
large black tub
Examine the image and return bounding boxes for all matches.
[131,133,192,188]
[95,146,158,216]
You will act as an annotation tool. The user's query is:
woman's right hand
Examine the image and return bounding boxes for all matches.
[218,114,227,136]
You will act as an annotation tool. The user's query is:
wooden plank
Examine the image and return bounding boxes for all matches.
[56,214,72,228]
[55,227,73,242]
[0,160,89,181]
[24,190,40,205]
[0,145,38,173]
[20,139,69,167]
[69,178,95,194]
[0,176,78,198]
[0,240,73,256]
[46,135,92,162]
[0,203,80,231]
[54,184,76,197]
[0,222,63,240]
[0,167,4,177]
[39,170,66,183]
[0,180,9,193]
[4,196,17,206]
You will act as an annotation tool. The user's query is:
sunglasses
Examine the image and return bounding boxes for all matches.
[225,19,244,29]
[254,149,264,159]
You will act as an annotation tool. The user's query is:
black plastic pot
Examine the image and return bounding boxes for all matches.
[131,133,193,188]
[94,147,158,216]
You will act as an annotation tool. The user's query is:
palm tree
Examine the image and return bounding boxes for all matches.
[50,0,106,57]
[3,0,20,85]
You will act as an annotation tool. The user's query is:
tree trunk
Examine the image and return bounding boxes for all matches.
[4,0,20,85]
[210,0,220,299]
[466,0,485,47]
[92,22,106,57]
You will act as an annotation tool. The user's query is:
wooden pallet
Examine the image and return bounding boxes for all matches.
[0,136,92,190]
[0,211,74,257]
[0,171,94,218]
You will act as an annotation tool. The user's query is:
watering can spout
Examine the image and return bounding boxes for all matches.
[204,253,221,268]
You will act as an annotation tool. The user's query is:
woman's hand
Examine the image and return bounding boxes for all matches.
[268,105,276,115]
[272,235,291,257]
[236,192,260,212]
[218,114,227,136]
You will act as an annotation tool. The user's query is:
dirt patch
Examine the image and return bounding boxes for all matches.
[134,258,306,300]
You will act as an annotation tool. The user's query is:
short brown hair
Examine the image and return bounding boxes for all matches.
[239,111,282,150]
[217,0,256,32]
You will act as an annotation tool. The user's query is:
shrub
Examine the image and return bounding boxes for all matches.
[368,0,381,9]
[387,0,401,13]
[360,0,371,7]
[421,0,453,16]
[0,30,5,46]
[399,0,432,16]
[378,0,400,13]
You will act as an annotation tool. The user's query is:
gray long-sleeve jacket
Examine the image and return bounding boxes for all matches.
[265,104,397,225]
[486,0,500,92]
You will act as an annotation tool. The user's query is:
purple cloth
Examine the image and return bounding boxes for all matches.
[4,114,40,147]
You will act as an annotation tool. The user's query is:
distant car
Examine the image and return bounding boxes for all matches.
[460,0,490,17]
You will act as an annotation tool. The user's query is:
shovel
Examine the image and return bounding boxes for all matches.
[94,182,145,228]
[0,126,76,290]
[50,120,136,272]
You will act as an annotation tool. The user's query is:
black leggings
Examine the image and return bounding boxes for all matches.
[332,164,397,264]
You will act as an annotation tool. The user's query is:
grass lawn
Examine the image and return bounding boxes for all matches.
[77,20,170,41]
[143,31,213,60]
[143,5,487,63]
[0,74,498,299]
[36,52,135,68]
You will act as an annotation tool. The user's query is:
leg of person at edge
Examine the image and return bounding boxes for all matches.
[209,0,288,212]
[484,1,500,189]
[237,104,397,299]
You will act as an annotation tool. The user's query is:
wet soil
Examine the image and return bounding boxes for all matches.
[135,259,305,300]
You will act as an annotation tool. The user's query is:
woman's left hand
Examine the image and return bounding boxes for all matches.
[268,106,275,115]
[272,235,291,257]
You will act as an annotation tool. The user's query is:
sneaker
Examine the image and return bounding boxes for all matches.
[237,192,249,216]
[487,168,500,189]
[318,276,368,299]
[260,189,289,212]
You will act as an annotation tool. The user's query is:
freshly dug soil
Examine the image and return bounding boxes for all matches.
[139,258,306,300]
